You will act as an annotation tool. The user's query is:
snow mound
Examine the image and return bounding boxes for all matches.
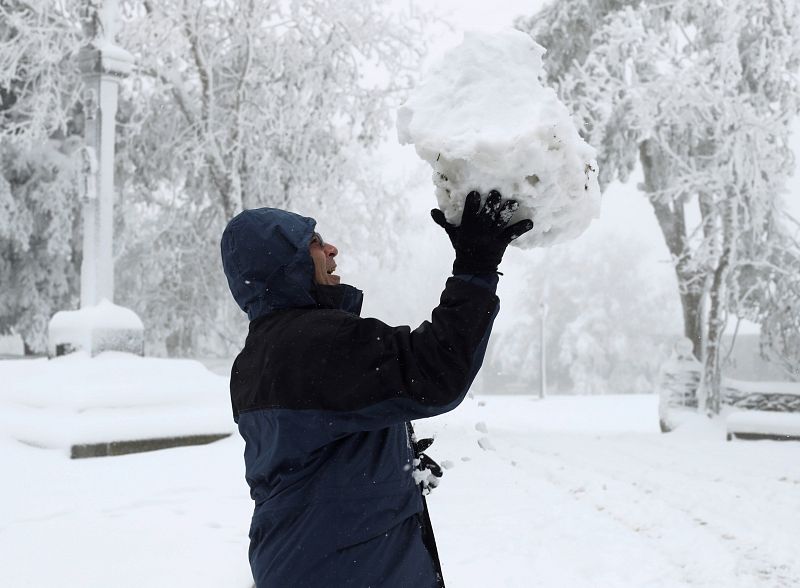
[397,30,601,248]
[0,352,234,450]
[50,299,144,333]
[48,299,144,357]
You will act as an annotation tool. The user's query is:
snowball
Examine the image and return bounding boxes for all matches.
[397,30,601,248]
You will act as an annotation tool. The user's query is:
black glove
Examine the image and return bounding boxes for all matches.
[431,190,534,275]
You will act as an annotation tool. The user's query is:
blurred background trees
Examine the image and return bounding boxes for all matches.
[489,228,680,396]
[516,0,800,408]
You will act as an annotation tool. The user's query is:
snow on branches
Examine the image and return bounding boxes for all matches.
[517,0,800,409]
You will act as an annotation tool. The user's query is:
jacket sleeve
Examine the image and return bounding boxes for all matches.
[313,277,499,433]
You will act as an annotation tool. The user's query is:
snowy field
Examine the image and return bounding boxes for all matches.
[1,362,799,587]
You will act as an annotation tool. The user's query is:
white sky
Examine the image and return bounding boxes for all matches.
[404,0,550,66]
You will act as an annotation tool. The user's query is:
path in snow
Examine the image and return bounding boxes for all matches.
[419,395,800,588]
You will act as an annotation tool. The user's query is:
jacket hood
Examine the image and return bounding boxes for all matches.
[221,207,363,320]
[221,208,319,320]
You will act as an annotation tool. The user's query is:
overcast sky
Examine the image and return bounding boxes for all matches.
[405,0,549,65]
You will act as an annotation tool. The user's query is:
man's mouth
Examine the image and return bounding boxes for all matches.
[326,266,340,285]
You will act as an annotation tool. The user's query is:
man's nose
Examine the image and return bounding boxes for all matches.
[324,243,338,257]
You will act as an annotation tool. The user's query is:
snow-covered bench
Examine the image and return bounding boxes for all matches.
[723,379,800,441]
[658,342,800,439]
[726,411,800,442]
[723,379,800,412]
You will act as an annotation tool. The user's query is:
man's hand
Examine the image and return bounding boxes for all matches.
[431,190,533,275]
[412,436,443,496]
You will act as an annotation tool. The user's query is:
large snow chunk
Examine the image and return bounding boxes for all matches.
[397,30,601,248]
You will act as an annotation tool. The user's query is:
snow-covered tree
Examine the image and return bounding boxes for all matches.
[109,0,426,355]
[517,0,800,412]
[735,230,800,381]
[0,1,81,142]
[116,0,424,219]
[0,0,427,355]
[760,284,800,382]
[0,1,83,352]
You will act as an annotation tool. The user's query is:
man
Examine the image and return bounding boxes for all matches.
[220,191,532,587]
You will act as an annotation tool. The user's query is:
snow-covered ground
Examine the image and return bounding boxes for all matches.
[422,396,800,588]
[1,361,799,587]
[0,353,233,451]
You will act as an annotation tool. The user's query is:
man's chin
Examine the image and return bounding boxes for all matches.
[328,274,341,285]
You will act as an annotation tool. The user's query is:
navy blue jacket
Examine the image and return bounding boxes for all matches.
[221,208,499,587]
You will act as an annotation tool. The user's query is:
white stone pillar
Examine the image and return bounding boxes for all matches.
[47,0,143,357]
[79,145,98,309]
[77,3,132,306]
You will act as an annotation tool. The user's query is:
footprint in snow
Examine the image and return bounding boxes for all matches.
[477,437,495,451]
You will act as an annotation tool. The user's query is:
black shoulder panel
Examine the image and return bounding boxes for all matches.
[230,277,498,419]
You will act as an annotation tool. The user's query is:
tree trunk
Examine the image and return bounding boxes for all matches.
[639,140,703,359]
[679,290,704,360]
[700,252,728,415]
[699,197,736,415]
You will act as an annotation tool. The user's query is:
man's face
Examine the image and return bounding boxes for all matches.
[309,231,340,286]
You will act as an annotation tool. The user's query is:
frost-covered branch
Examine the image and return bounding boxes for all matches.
[518,0,800,408]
